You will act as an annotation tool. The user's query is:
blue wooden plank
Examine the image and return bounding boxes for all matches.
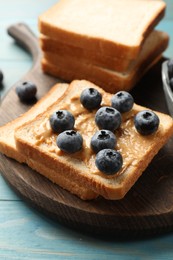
[156,21,173,58]
[164,0,173,20]
[0,25,32,61]
[0,175,20,201]
[1,201,173,260]
[0,60,31,97]
[0,0,58,21]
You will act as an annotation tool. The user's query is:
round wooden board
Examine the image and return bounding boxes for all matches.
[1,24,173,238]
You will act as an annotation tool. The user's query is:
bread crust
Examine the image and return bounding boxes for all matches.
[0,83,67,162]
[15,80,173,200]
[38,0,166,59]
[27,158,98,200]
[40,35,131,72]
[41,30,168,93]
[0,82,97,200]
[40,30,167,72]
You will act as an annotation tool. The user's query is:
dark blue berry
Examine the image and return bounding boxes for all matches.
[15,81,37,101]
[167,59,173,79]
[57,130,83,153]
[91,130,116,153]
[95,106,122,132]
[49,110,75,133]
[95,149,123,175]
[111,91,134,113]
[80,88,102,110]
[134,110,160,135]
[0,70,3,83]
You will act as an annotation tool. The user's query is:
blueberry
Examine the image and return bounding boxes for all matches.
[15,81,37,101]
[57,130,83,153]
[95,106,122,132]
[49,110,75,133]
[80,88,102,110]
[134,110,160,135]
[91,130,116,153]
[95,149,123,175]
[111,91,134,113]
[0,70,3,83]
[167,59,173,79]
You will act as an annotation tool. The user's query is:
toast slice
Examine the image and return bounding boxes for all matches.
[40,30,167,72]
[0,83,97,200]
[15,80,173,200]
[38,0,166,59]
[41,56,162,93]
[41,31,168,93]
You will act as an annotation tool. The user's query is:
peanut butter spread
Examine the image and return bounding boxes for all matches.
[32,85,162,178]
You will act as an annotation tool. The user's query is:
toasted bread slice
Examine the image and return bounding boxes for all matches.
[38,0,166,59]
[41,55,163,93]
[41,31,168,93]
[24,157,97,200]
[0,83,67,162]
[40,30,167,72]
[15,80,173,200]
[0,83,97,200]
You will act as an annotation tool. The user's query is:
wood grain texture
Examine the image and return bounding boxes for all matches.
[1,24,173,238]
[1,201,173,260]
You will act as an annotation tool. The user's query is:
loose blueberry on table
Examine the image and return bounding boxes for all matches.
[56,130,83,153]
[80,87,102,109]
[111,91,134,113]
[95,106,122,132]
[91,129,116,153]
[15,81,37,102]
[95,149,123,175]
[49,110,75,133]
[134,110,160,135]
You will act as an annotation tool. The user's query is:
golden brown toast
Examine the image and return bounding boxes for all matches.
[14,80,173,200]
[41,56,162,93]
[38,0,166,59]
[0,83,98,200]
[40,30,167,72]
[41,29,169,93]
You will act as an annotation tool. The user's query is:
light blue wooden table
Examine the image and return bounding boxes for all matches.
[0,1,173,259]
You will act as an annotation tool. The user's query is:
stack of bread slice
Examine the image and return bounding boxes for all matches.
[38,0,169,93]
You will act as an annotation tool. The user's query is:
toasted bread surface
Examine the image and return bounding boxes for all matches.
[26,158,97,200]
[40,34,131,72]
[40,30,167,72]
[41,30,168,93]
[0,83,67,162]
[38,0,166,59]
[42,55,163,93]
[0,83,97,200]
[15,80,173,200]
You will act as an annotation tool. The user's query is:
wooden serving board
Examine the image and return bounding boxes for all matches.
[1,23,173,238]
